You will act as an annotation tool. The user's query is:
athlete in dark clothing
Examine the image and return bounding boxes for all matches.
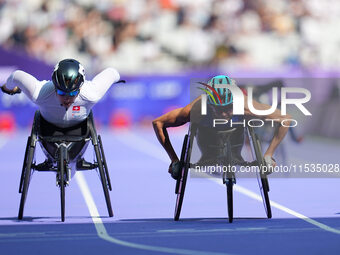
[153,75,291,179]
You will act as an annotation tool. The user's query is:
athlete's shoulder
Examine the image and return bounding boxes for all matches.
[35,81,55,102]
[75,80,97,104]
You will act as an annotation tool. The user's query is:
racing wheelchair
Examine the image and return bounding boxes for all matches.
[18,110,113,222]
[174,124,272,223]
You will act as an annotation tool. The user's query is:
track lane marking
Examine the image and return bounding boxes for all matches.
[75,171,232,255]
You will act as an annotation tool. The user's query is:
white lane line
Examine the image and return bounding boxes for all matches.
[115,132,340,235]
[75,171,232,255]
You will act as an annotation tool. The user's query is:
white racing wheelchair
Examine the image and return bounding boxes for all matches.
[18,110,113,222]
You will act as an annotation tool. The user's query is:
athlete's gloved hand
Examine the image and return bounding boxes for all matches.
[264,155,276,174]
[264,155,276,167]
[169,160,181,180]
[1,84,21,95]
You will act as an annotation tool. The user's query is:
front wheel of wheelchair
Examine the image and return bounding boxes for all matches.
[18,145,35,220]
[94,144,113,217]
[226,180,233,223]
[223,170,234,223]
[58,147,67,222]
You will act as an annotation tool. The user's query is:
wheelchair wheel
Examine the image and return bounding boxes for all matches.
[226,180,233,223]
[98,135,112,191]
[94,144,113,217]
[18,145,35,220]
[58,146,67,222]
[248,127,272,219]
[174,134,190,221]
[19,136,31,193]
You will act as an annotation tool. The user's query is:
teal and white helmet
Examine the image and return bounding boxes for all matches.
[205,75,233,106]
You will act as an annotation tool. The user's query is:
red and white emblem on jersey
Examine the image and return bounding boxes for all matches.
[72,106,80,111]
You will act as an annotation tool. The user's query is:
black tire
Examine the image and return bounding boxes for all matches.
[260,177,271,218]
[174,163,189,221]
[18,146,35,220]
[224,137,234,223]
[98,135,112,191]
[249,127,272,219]
[58,146,66,222]
[19,137,31,193]
[226,180,233,223]
[175,135,188,194]
[174,134,191,221]
[94,144,113,217]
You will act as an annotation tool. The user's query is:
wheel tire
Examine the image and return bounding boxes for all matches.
[94,145,113,217]
[174,163,189,221]
[18,146,35,220]
[250,129,272,219]
[260,177,272,219]
[227,180,233,223]
[58,147,66,222]
[174,134,190,221]
[19,137,31,193]
[98,135,112,191]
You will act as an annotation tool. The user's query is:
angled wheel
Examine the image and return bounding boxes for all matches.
[94,144,113,217]
[248,126,272,219]
[88,111,113,217]
[19,136,31,193]
[98,135,112,191]
[174,132,192,221]
[18,145,35,220]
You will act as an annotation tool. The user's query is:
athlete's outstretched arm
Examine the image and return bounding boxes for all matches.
[3,70,40,100]
[245,97,292,161]
[82,68,120,102]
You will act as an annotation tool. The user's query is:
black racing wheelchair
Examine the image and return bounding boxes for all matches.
[18,111,113,222]
[174,124,272,223]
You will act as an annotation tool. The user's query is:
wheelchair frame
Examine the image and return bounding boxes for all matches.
[18,111,113,222]
[174,124,272,223]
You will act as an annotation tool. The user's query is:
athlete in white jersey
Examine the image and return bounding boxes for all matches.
[1,59,122,164]
[1,59,121,128]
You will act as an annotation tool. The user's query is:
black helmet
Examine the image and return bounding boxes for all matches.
[52,59,85,93]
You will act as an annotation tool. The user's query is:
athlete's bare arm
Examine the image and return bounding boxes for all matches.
[244,96,292,160]
[152,97,200,164]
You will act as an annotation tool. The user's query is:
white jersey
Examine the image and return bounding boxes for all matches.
[6,68,120,128]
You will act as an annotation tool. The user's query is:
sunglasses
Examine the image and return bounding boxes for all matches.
[56,89,80,97]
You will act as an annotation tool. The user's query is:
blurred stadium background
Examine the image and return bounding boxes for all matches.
[0,0,340,135]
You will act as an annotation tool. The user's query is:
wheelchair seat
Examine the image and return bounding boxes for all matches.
[35,113,91,162]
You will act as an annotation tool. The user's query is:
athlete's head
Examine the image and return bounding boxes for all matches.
[207,75,233,106]
[198,75,235,118]
[52,59,85,108]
